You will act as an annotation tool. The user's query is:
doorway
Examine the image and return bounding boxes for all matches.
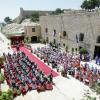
[31,36,37,43]
[94,46,100,58]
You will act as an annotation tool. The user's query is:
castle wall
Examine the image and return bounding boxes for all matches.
[15,8,52,23]
[40,12,100,58]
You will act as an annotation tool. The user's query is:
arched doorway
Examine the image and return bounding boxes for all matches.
[94,46,100,58]
[31,36,37,43]
[96,35,100,43]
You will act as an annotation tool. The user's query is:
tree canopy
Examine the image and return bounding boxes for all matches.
[51,8,64,15]
[4,17,12,24]
[81,0,100,10]
[79,48,87,54]
[30,12,39,22]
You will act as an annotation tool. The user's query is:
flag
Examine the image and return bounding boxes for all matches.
[51,32,55,36]
[76,34,78,43]
[54,32,56,36]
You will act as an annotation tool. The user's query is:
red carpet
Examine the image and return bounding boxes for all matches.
[12,46,59,77]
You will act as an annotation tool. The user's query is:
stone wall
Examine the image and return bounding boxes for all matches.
[14,8,52,23]
[40,11,100,58]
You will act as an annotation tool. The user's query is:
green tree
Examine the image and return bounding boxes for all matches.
[0,91,13,100]
[51,8,64,15]
[4,17,12,24]
[30,12,39,22]
[81,0,100,10]
[95,0,100,7]
[55,8,63,14]
[79,48,87,54]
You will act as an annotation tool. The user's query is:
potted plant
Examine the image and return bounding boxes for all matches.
[80,48,87,54]
[0,96,2,100]
[7,88,13,100]
[96,82,100,94]
[0,89,2,96]
[61,70,66,77]
[0,73,5,83]
[79,48,87,61]
[1,92,9,100]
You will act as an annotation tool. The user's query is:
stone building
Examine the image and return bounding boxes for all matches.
[2,19,41,44]
[23,20,41,43]
[40,10,100,59]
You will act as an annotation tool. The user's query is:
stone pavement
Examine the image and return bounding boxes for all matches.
[1,75,99,100]
[14,75,100,100]
[1,43,100,100]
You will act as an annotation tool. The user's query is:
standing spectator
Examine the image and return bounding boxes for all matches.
[95,56,98,64]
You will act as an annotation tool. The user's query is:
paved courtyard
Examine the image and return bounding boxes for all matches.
[1,43,100,100]
[11,75,99,100]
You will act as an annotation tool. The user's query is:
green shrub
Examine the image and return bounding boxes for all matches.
[61,70,65,76]
[1,92,9,100]
[96,82,100,94]
[80,48,87,54]
[61,70,67,77]
[0,96,2,100]
[0,90,2,96]
[7,88,13,97]
[0,73,5,83]
[0,89,13,100]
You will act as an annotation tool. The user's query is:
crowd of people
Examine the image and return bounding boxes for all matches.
[3,51,53,97]
[2,42,100,97]
[35,46,100,86]
[35,46,80,72]
[73,63,100,85]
